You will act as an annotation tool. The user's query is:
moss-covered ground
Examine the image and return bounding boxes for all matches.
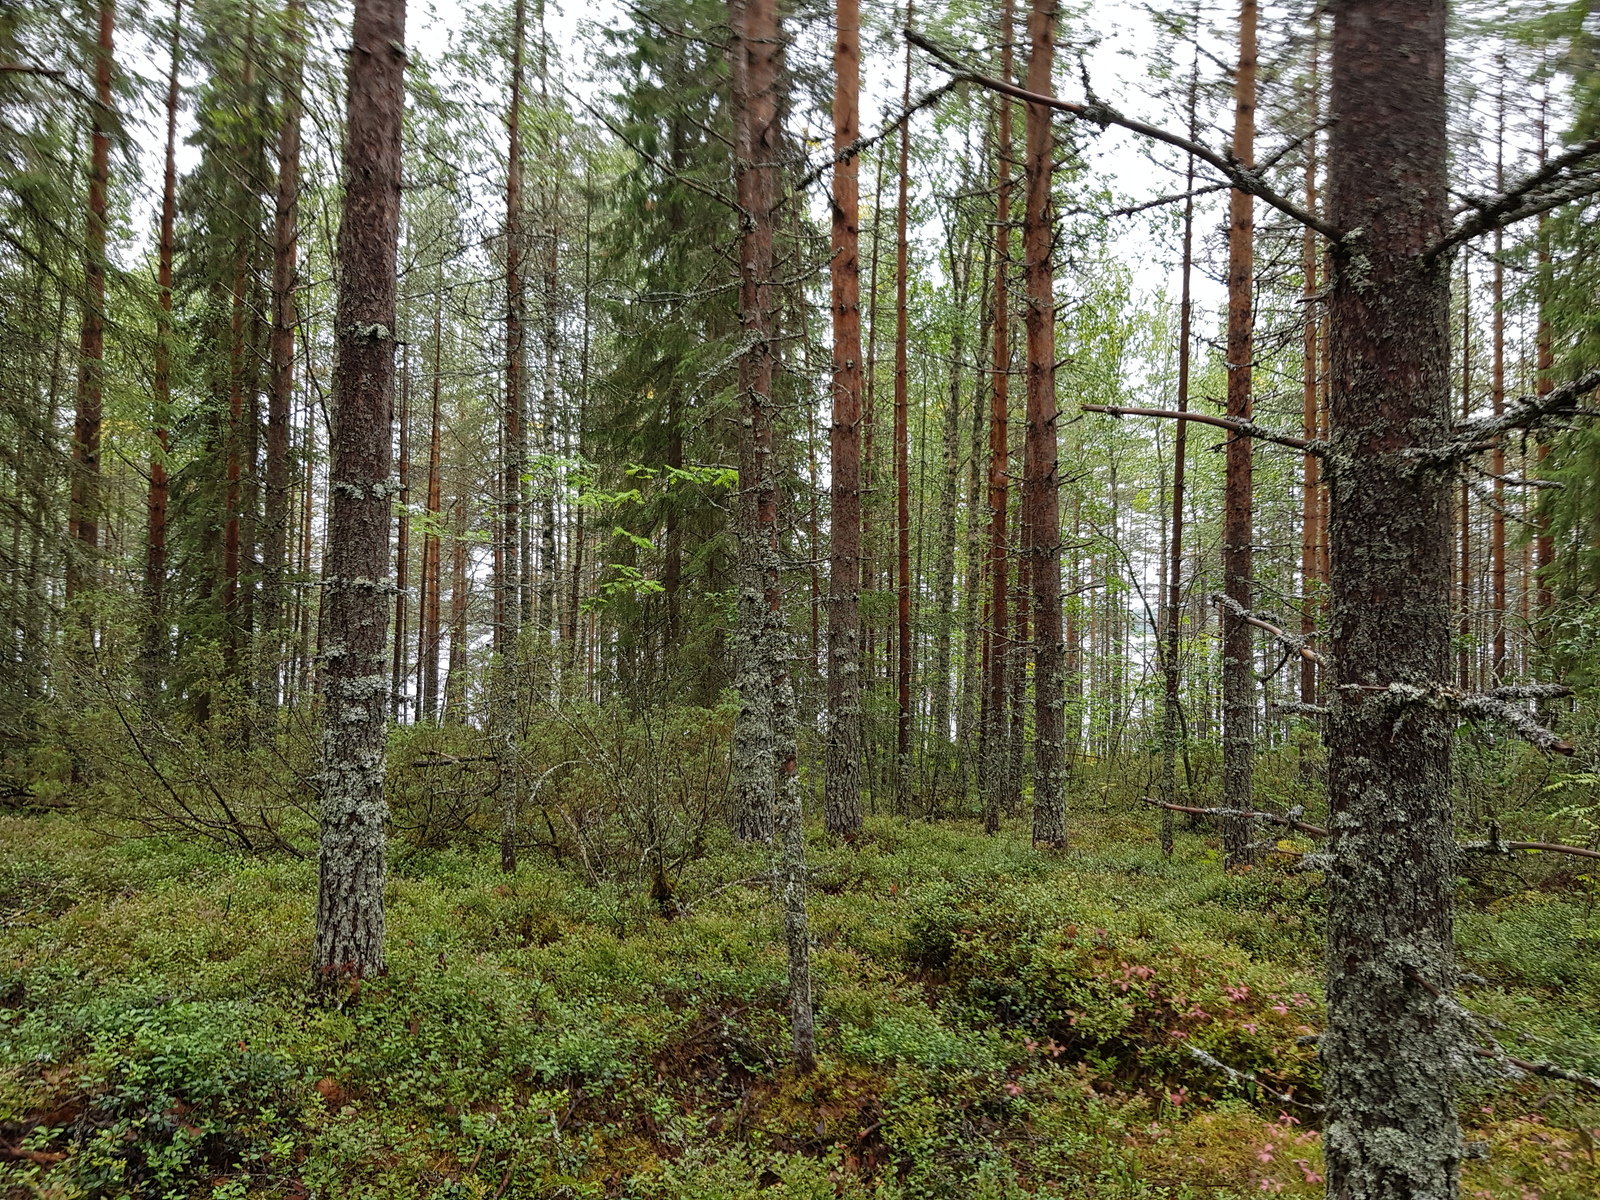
[0,807,1596,1198]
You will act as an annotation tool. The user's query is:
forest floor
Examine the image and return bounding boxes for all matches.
[0,802,1596,1199]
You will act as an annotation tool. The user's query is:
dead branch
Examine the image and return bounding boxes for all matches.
[1427,137,1600,259]
[1182,1041,1324,1111]
[1457,693,1574,755]
[905,28,1344,242]
[1140,797,1329,838]
[795,79,962,191]
[1080,403,1321,454]
[1444,365,1600,453]
[1211,592,1326,666]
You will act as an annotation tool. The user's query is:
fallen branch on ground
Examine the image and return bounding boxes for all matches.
[1142,798,1600,861]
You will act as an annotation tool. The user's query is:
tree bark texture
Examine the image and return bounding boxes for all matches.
[1221,0,1257,869]
[824,0,864,838]
[1300,16,1320,707]
[729,0,815,1073]
[1323,1,1461,1194]
[68,0,115,603]
[392,350,410,721]
[314,0,405,983]
[983,0,1014,835]
[145,0,181,690]
[1161,63,1198,858]
[262,0,303,715]
[1022,0,1065,848]
[893,16,913,797]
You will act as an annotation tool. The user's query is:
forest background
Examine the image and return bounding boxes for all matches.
[3,0,1600,1197]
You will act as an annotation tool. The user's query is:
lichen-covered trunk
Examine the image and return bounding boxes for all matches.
[730,0,815,1072]
[824,0,864,839]
[313,0,405,984]
[1323,1,1461,1195]
[1022,0,1065,849]
[262,0,303,716]
[1221,0,1258,869]
[68,0,114,605]
[728,0,777,846]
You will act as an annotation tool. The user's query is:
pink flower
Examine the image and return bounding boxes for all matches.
[1242,1022,1259,1034]
[1168,1087,1188,1107]
[1271,1004,1290,1015]
[1225,984,1251,1002]
[1257,1144,1276,1164]
[1003,1082,1023,1096]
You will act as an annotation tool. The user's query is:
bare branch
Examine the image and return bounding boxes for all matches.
[1141,796,1330,837]
[1427,136,1600,259]
[1182,1041,1325,1111]
[1212,592,1326,666]
[1444,366,1600,452]
[905,28,1344,243]
[1080,402,1321,454]
[0,63,64,77]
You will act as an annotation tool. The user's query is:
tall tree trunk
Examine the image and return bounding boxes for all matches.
[893,11,913,801]
[1300,16,1320,706]
[501,0,527,659]
[930,233,967,760]
[1323,0,1461,1192]
[420,315,444,720]
[1220,0,1257,869]
[1490,89,1508,682]
[498,0,529,876]
[1533,97,1553,619]
[313,0,405,984]
[729,0,816,1074]
[1160,58,1199,858]
[262,0,303,717]
[1022,0,1064,848]
[444,500,469,723]
[223,14,259,680]
[67,0,115,606]
[824,0,864,837]
[145,0,181,695]
[983,0,1014,835]
[1458,255,1472,691]
[392,348,410,722]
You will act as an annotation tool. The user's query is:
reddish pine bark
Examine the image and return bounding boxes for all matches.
[893,16,913,796]
[1022,0,1065,847]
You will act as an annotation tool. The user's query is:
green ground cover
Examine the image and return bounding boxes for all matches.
[0,808,1595,1199]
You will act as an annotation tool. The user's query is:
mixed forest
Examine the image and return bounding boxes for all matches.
[3,0,1600,1196]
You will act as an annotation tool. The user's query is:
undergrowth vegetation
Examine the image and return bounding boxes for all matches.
[1,793,1596,1198]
